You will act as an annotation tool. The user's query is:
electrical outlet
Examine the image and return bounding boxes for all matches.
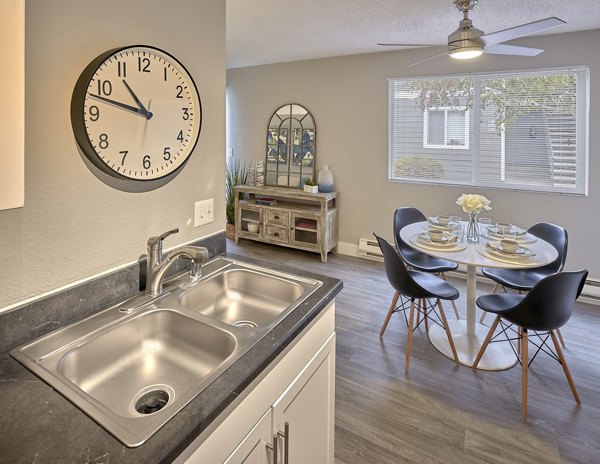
[194,199,214,227]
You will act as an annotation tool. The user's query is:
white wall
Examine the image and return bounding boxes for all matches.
[227,29,600,277]
[0,0,225,310]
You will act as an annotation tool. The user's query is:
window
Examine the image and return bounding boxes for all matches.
[388,67,589,195]
[424,108,470,149]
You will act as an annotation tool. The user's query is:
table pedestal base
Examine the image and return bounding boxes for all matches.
[429,319,517,371]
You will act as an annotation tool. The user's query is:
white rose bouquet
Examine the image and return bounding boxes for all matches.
[456,193,492,213]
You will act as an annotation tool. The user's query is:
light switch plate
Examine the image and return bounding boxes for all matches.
[194,199,214,227]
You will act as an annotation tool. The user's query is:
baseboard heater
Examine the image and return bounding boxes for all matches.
[358,237,384,262]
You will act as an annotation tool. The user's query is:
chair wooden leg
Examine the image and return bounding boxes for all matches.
[517,327,522,355]
[441,273,460,319]
[550,330,581,404]
[479,284,501,324]
[405,300,416,373]
[437,299,459,364]
[473,315,501,368]
[416,300,422,326]
[556,328,566,348]
[422,299,429,332]
[522,328,528,417]
[380,291,399,337]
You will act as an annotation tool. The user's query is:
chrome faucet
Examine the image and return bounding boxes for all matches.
[145,228,210,297]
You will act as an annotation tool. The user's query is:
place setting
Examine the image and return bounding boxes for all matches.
[411,226,467,252]
[478,238,538,264]
[484,221,537,243]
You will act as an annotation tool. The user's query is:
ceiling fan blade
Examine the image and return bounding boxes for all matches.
[377,43,444,47]
[481,17,565,47]
[407,51,448,67]
[484,43,544,56]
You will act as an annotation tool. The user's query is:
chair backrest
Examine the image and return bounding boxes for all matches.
[373,233,431,299]
[527,222,568,274]
[393,207,427,257]
[504,270,588,331]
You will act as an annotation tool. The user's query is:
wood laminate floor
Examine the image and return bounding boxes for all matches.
[228,239,600,464]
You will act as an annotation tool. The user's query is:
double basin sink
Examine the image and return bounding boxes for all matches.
[11,258,322,447]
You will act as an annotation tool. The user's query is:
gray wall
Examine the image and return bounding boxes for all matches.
[227,29,600,278]
[0,0,225,310]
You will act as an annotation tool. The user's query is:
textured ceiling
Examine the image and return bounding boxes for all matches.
[226,0,600,68]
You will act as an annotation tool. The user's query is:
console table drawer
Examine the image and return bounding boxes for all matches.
[265,210,289,227]
[264,226,289,243]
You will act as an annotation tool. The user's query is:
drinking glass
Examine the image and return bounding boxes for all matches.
[479,217,492,237]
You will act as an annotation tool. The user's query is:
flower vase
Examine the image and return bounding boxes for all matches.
[466,211,480,243]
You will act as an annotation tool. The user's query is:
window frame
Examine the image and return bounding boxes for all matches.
[388,66,589,196]
[423,107,470,150]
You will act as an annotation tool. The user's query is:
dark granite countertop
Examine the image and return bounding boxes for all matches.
[0,252,342,463]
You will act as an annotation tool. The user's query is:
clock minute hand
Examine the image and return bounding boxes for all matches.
[123,80,153,120]
[90,94,147,117]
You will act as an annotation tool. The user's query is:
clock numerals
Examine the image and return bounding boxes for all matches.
[89,105,100,121]
[98,133,109,150]
[117,61,127,78]
[72,46,201,182]
[138,57,150,73]
[97,80,112,96]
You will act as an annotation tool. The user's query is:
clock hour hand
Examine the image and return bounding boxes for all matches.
[122,80,153,120]
[89,94,148,118]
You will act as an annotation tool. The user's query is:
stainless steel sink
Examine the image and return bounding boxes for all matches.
[58,309,236,418]
[11,257,322,447]
[179,268,307,328]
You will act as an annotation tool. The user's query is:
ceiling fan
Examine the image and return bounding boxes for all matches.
[378,0,566,66]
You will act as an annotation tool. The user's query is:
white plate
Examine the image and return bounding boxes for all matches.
[417,232,457,246]
[477,247,538,265]
[487,231,537,243]
[486,241,536,257]
[410,237,466,252]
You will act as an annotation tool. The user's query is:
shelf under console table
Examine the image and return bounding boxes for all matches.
[234,185,338,262]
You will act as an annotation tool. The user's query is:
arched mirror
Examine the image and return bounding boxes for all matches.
[265,103,316,188]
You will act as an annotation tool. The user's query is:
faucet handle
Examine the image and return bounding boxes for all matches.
[147,228,179,248]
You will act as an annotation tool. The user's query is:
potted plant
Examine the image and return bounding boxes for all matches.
[226,154,249,240]
[303,178,318,193]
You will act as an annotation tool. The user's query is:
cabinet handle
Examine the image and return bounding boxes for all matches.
[274,215,280,220]
[283,422,289,464]
[274,232,279,237]
[266,433,278,464]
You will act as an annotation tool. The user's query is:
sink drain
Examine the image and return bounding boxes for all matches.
[233,320,258,329]
[134,389,169,415]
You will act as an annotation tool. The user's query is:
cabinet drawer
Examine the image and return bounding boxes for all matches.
[264,226,289,243]
[265,210,289,227]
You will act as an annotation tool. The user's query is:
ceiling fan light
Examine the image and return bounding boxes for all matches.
[449,47,483,59]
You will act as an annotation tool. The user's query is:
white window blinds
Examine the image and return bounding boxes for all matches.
[388,67,589,195]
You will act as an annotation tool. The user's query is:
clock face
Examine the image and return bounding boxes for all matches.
[71,46,202,181]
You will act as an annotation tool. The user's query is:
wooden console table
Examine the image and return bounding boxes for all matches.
[234,185,338,262]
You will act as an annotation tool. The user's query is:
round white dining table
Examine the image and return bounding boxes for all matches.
[400,221,558,370]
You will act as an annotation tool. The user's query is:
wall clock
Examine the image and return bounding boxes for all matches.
[71,45,202,182]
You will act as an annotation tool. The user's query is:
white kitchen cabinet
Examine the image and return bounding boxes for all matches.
[0,0,25,210]
[224,411,272,464]
[178,301,335,464]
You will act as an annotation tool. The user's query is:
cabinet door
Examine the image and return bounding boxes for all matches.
[224,410,272,464]
[290,213,320,250]
[272,334,335,464]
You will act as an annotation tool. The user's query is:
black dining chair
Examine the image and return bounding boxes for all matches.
[473,269,587,416]
[374,234,460,371]
[392,207,461,324]
[480,222,569,346]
